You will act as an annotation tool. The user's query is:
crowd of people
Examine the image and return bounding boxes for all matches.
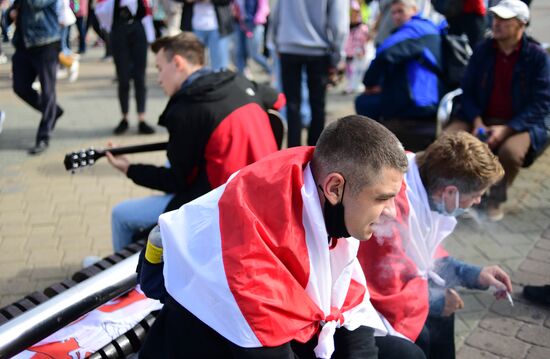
[1,0,549,357]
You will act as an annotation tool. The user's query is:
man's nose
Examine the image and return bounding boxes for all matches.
[382,199,397,218]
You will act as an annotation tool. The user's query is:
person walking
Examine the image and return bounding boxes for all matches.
[9,0,64,154]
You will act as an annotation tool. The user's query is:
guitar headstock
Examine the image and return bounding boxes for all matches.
[64,148,100,172]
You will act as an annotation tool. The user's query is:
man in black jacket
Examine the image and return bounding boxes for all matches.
[106,32,284,252]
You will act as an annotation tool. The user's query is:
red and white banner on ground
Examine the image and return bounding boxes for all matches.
[15,287,162,359]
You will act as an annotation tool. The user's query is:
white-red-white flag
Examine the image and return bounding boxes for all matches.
[160,147,386,359]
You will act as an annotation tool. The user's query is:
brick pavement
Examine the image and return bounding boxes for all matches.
[1,2,550,357]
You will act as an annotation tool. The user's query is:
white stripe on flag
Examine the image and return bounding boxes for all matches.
[160,182,262,348]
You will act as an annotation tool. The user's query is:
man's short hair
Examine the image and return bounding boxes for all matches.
[391,0,417,8]
[312,115,408,194]
[416,131,505,195]
[151,32,205,66]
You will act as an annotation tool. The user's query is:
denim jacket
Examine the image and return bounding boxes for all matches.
[12,0,60,49]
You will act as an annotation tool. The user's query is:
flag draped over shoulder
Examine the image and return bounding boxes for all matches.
[357,152,456,341]
[160,147,386,359]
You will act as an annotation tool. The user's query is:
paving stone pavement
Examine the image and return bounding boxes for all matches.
[1,2,550,357]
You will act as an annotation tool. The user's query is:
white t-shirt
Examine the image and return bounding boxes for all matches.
[192,1,218,31]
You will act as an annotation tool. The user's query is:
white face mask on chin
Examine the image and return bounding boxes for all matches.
[434,190,467,217]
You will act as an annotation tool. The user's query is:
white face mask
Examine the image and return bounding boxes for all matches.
[434,190,467,217]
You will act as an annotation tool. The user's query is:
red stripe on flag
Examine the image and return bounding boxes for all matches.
[357,180,428,341]
[205,103,278,188]
[219,147,325,346]
[341,278,367,315]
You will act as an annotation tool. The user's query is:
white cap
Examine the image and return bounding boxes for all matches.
[489,0,530,24]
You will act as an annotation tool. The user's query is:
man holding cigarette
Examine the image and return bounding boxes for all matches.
[357,131,513,358]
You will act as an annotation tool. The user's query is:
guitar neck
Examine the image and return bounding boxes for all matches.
[64,142,168,171]
[100,142,168,158]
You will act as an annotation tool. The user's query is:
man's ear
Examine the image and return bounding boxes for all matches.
[172,54,188,72]
[442,185,458,197]
[321,173,345,205]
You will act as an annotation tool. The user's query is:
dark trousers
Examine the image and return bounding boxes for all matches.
[12,43,62,144]
[280,53,330,147]
[87,4,112,57]
[140,296,425,359]
[355,93,381,121]
[1,10,9,42]
[75,16,87,53]
[415,315,456,359]
[111,21,148,115]
[445,119,532,205]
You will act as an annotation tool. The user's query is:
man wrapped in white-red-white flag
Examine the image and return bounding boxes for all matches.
[137,116,428,358]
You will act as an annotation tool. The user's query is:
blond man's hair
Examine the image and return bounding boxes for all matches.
[416,131,504,195]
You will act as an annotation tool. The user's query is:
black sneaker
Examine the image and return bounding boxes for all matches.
[52,106,64,130]
[28,140,49,155]
[523,285,550,307]
[113,119,129,135]
[138,121,155,134]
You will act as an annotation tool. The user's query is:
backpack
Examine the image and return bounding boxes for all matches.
[440,32,472,90]
[431,0,464,19]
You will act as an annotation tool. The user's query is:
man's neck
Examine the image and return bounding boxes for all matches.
[186,65,204,79]
[177,65,206,91]
[496,35,522,55]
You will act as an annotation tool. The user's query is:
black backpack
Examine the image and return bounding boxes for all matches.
[431,0,464,18]
[440,32,473,90]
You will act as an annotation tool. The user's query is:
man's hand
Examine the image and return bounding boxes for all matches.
[487,125,514,149]
[105,143,130,174]
[471,116,488,137]
[478,265,513,299]
[442,288,464,316]
[9,8,18,21]
[328,61,345,87]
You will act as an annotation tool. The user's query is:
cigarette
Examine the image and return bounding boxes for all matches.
[506,291,514,307]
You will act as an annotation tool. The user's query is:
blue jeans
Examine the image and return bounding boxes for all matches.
[60,26,72,55]
[111,193,174,252]
[234,23,270,74]
[194,29,229,70]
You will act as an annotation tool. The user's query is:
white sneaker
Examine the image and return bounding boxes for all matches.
[69,60,79,82]
[57,68,68,79]
[0,53,7,65]
[0,110,5,134]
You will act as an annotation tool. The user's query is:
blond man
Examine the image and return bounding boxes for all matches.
[358,131,512,359]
